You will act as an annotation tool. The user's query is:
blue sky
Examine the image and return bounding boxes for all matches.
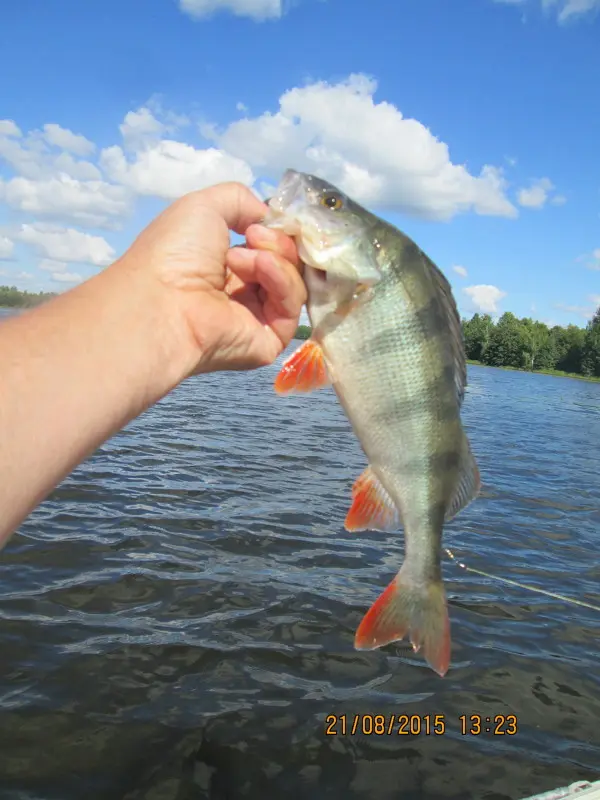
[0,0,599,327]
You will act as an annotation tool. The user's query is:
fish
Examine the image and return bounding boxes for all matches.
[264,169,480,677]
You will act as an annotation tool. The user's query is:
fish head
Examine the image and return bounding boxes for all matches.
[264,170,382,288]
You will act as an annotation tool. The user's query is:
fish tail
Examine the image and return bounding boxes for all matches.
[354,565,451,677]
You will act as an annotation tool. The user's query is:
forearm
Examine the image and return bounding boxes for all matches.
[0,259,189,546]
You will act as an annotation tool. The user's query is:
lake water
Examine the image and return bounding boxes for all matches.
[0,337,599,800]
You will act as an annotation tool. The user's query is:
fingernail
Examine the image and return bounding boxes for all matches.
[228,245,255,262]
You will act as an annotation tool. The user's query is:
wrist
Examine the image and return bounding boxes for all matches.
[102,256,199,405]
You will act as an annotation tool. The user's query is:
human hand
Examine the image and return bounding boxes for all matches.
[118,181,306,378]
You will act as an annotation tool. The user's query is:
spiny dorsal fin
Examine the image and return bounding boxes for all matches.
[367,220,468,406]
[414,247,468,406]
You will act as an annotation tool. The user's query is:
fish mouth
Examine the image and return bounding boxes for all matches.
[265,170,379,284]
[263,194,325,279]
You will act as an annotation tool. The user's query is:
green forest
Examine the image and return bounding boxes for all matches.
[294,306,600,380]
[0,285,57,308]
[462,309,600,379]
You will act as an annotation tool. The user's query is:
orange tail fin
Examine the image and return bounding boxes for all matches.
[354,570,451,677]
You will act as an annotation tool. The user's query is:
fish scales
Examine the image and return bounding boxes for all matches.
[319,245,462,551]
[265,169,480,676]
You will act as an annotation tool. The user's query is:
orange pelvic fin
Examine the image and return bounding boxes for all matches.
[344,466,400,532]
[354,570,451,677]
[274,339,330,394]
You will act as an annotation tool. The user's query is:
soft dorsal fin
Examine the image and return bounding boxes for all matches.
[445,432,481,521]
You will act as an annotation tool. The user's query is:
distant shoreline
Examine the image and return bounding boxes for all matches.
[1,316,596,383]
[466,359,600,384]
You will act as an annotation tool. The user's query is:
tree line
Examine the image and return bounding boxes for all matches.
[3,284,598,379]
[462,308,600,378]
[294,306,600,379]
[0,285,57,308]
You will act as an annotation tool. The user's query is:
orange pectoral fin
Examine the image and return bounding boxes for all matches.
[344,467,401,532]
[274,339,331,394]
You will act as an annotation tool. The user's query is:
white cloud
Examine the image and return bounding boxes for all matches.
[555,301,595,320]
[0,235,14,259]
[545,0,600,21]
[236,101,248,112]
[119,108,168,151]
[0,120,22,138]
[2,81,519,232]
[101,138,253,200]
[0,130,46,180]
[255,180,277,200]
[0,175,131,228]
[0,117,131,228]
[493,0,600,21]
[17,223,115,266]
[584,248,600,271]
[179,0,283,21]
[52,271,82,284]
[463,284,507,313]
[453,265,468,278]
[0,120,103,182]
[589,294,600,307]
[516,177,558,209]
[1,106,254,229]
[17,271,33,280]
[39,258,67,272]
[42,124,95,157]
[52,153,102,181]
[208,74,517,221]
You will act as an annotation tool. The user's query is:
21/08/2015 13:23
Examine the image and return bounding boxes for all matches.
[324,713,518,736]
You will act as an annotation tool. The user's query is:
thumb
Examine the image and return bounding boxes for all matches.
[194,182,268,236]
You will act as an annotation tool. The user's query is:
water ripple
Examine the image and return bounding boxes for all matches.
[0,357,599,799]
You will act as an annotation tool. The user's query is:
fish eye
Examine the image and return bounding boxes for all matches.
[320,193,343,211]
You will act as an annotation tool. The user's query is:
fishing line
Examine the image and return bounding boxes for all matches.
[444,547,600,613]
